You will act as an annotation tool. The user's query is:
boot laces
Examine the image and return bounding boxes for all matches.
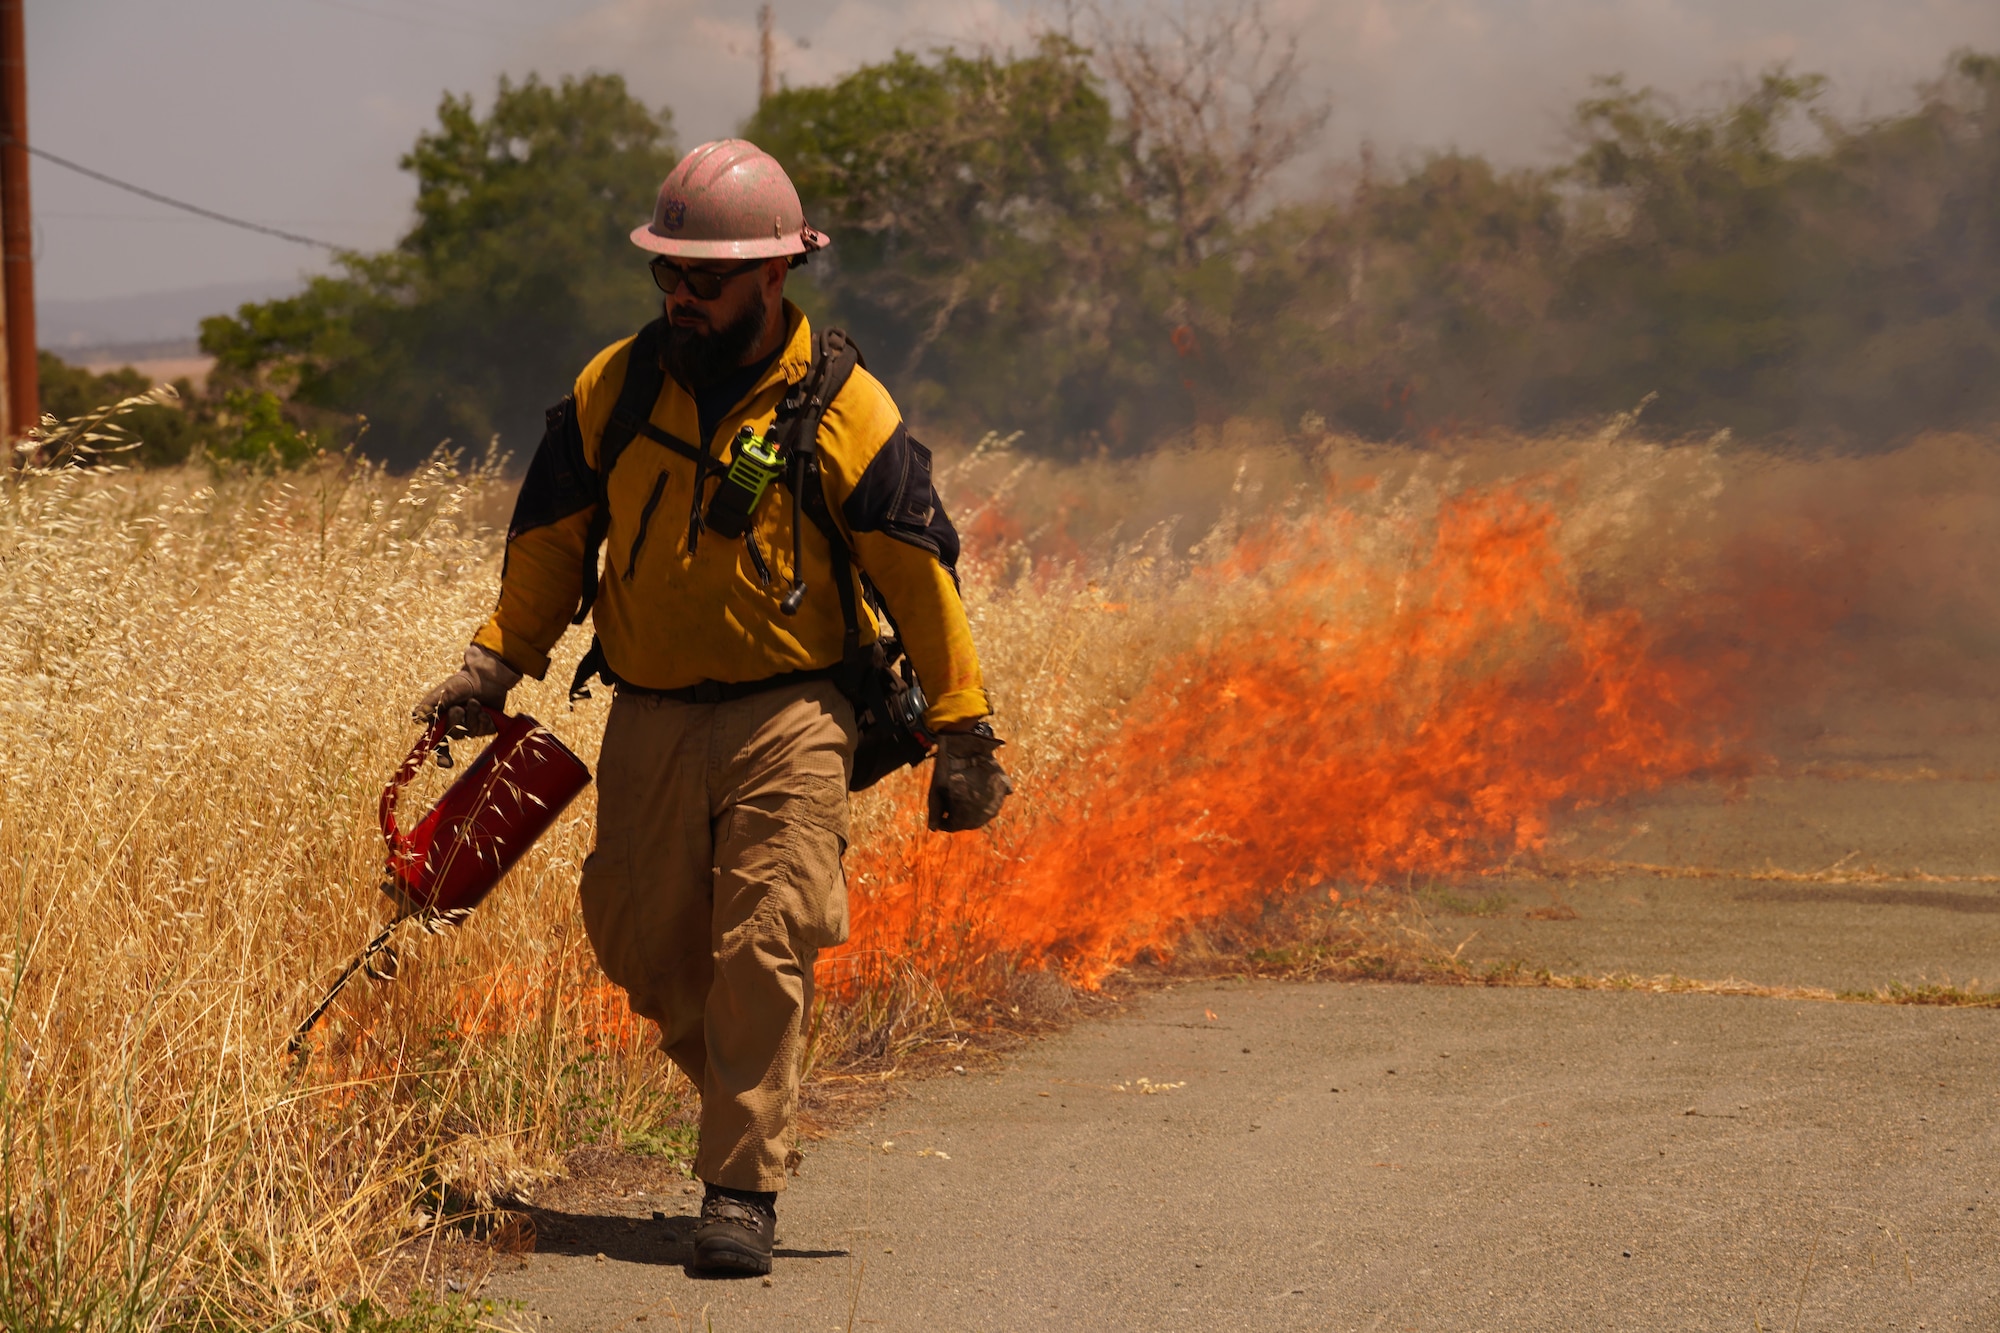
[700,1193,771,1231]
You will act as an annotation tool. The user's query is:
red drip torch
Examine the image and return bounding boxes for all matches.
[286,707,592,1057]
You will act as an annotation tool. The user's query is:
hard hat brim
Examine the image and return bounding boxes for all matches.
[629,223,830,260]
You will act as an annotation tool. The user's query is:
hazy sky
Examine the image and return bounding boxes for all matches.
[30,0,2000,312]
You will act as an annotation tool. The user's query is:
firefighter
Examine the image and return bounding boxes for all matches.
[415,140,1010,1277]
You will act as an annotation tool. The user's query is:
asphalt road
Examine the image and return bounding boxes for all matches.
[1458,775,2000,994]
[485,773,2000,1332]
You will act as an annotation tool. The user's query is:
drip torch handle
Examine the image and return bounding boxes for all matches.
[382,704,510,847]
[382,715,447,850]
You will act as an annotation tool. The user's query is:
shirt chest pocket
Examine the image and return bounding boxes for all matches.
[615,445,703,581]
[618,449,792,587]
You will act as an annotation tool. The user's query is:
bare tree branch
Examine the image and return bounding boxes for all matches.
[1089,1,1330,266]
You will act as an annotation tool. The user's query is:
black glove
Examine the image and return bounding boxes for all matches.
[413,644,521,738]
[928,723,1012,832]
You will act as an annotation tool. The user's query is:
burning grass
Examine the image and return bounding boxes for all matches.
[2,418,1998,1323]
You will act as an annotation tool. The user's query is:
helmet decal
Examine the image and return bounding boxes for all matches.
[661,199,689,232]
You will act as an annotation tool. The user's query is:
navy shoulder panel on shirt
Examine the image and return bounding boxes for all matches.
[507,394,595,541]
[841,421,962,576]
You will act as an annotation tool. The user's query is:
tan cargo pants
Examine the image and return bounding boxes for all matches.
[579,680,855,1191]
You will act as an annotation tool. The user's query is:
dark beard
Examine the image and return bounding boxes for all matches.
[662,301,768,391]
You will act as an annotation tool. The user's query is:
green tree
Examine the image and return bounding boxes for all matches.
[746,13,1329,452]
[203,74,677,468]
[745,39,1169,447]
[1222,154,1565,439]
[1535,55,2000,440]
[1798,51,2000,440]
[1533,71,1839,434]
[191,42,2000,462]
[37,351,204,465]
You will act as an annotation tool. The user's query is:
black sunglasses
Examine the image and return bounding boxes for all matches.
[650,255,765,300]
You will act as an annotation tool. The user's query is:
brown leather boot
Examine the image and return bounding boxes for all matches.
[691,1185,775,1276]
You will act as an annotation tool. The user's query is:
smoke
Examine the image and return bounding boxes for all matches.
[526,0,2000,160]
[818,427,2000,1000]
[1280,0,2000,166]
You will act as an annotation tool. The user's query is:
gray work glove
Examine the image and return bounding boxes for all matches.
[927,725,1012,832]
[413,643,521,738]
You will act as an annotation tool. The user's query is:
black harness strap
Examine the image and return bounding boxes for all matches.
[575,318,671,626]
[802,461,861,660]
[772,331,936,791]
[569,321,673,701]
[773,329,867,664]
[615,413,726,479]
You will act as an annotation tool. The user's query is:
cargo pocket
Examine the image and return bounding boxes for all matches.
[783,810,850,950]
[713,796,850,955]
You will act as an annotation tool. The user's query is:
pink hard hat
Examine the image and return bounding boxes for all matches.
[630,139,830,261]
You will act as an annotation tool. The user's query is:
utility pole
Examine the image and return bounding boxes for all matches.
[757,4,775,106]
[0,0,33,443]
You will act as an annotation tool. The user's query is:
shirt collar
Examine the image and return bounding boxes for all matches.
[772,299,814,388]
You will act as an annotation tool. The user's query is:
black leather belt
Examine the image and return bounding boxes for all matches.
[616,664,840,705]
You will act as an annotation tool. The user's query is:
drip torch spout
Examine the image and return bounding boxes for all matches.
[286,916,406,1058]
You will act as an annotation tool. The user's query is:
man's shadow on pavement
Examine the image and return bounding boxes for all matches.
[516,1203,848,1272]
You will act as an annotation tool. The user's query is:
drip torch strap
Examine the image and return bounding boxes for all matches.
[616,665,841,705]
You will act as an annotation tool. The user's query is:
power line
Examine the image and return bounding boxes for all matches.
[42,209,390,226]
[8,138,344,252]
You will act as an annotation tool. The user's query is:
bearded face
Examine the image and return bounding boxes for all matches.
[662,285,771,390]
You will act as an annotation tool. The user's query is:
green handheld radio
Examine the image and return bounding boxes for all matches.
[704,426,785,540]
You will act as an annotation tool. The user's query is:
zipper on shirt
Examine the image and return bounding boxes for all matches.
[624,470,670,581]
[744,530,773,587]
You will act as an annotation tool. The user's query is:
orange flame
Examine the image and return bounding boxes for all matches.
[825,488,1767,995]
[448,967,651,1048]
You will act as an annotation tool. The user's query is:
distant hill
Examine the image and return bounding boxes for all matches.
[40,278,304,353]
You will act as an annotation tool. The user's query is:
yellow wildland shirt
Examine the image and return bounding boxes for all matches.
[473,303,990,728]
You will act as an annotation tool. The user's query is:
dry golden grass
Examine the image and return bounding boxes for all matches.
[5,413,2000,1325]
[0,451,651,1326]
